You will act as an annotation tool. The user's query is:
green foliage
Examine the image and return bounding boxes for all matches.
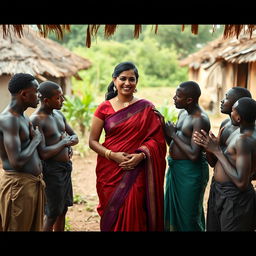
[158,100,179,123]
[49,24,224,59]
[73,194,87,204]
[65,217,71,231]
[143,25,224,58]
[62,81,97,135]
[48,24,223,93]
[48,25,88,48]
[72,38,188,90]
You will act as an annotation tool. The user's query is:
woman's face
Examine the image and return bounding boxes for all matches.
[113,69,137,96]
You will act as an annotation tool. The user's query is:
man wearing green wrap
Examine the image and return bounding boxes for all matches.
[163,81,211,231]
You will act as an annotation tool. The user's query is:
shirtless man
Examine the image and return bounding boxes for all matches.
[203,87,251,167]
[194,97,256,231]
[0,73,44,231]
[163,81,211,231]
[30,81,79,231]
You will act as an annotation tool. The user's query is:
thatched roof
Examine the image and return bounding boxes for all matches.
[179,32,256,69]
[0,26,91,79]
[2,24,256,48]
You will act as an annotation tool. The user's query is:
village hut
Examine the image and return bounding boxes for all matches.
[179,32,256,113]
[0,26,91,113]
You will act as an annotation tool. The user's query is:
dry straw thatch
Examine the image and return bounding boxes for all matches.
[0,25,91,79]
[2,24,256,48]
[179,32,256,69]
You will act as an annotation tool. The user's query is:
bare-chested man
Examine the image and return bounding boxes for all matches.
[30,81,79,232]
[0,73,44,231]
[163,81,211,231]
[203,87,252,167]
[194,97,256,231]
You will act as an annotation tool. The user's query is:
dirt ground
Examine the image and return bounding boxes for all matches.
[66,113,226,231]
[1,113,253,232]
[66,152,100,231]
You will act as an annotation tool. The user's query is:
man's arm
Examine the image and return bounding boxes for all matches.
[63,117,79,146]
[31,114,74,160]
[195,130,251,191]
[215,137,251,191]
[2,116,41,170]
[205,125,226,167]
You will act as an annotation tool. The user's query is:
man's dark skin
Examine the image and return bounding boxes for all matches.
[193,87,253,183]
[30,85,78,231]
[0,80,42,175]
[194,100,256,191]
[164,85,210,161]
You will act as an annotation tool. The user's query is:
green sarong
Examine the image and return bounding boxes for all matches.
[164,155,209,231]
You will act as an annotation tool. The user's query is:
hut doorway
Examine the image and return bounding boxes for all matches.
[236,63,248,88]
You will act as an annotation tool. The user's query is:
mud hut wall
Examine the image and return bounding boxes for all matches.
[39,75,72,96]
[188,62,256,112]
[0,75,12,112]
[247,62,256,99]
[187,67,217,111]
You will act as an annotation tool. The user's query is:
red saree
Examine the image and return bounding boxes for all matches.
[95,99,166,231]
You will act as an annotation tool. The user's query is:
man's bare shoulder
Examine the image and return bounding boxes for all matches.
[0,111,20,130]
[193,109,210,122]
[30,111,49,122]
[30,111,52,129]
[235,131,256,151]
[192,109,211,131]
[220,118,230,128]
[53,109,65,117]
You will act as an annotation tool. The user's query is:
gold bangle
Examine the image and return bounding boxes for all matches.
[108,150,112,160]
[105,149,112,160]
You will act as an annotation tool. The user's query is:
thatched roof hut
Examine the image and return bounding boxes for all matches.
[0,26,91,80]
[180,33,256,68]
[2,24,256,47]
[0,26,92,113]
[179,32,256,113]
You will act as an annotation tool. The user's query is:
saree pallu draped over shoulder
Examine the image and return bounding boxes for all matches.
[96,99,166,231]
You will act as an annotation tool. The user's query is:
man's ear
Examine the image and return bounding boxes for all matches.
[19,89,27,99]
[186,97,193,105]
[43,98,49,104]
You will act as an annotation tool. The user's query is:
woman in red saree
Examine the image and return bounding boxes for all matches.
[89,62,166,231]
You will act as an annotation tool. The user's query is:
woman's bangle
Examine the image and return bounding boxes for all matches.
[105,149,112,160]
[141,152,146,159]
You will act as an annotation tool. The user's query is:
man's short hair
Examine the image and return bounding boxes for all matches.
[179,81,201,100]
[230,87,252,101]
[39,81,60,99]
[235,97,256,123]
[8,73,36,94]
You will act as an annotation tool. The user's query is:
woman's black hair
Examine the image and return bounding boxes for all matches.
[105,62,139,100]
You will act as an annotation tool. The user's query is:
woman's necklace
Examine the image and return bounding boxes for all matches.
[115,96,134,107]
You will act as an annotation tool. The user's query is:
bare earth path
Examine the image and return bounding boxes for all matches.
[66,152,100,231]
[66,114,226,231]
[2,113,254,231]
